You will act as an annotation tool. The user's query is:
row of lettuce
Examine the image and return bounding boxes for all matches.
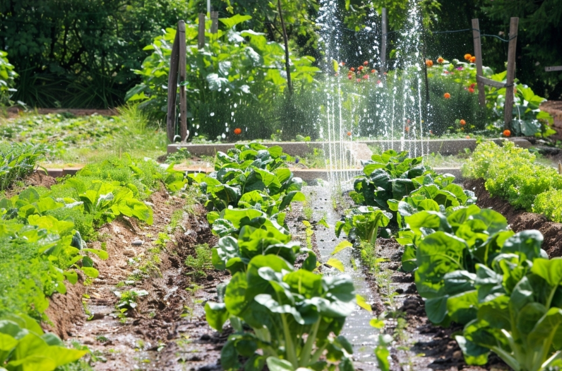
[191,142,357,371]
[338,145,562,371]
[0,142,185,370]
[463,140,562,222]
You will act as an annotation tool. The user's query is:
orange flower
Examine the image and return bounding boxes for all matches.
[371,69,376,73]
[234,128,242,135]
[470,56,476,63]
[468,87,475,94]
[405,126,410,133]
[363,74,369,79]
[503,129,511,137]
[358,66,364,71]
[437,57,444,64]
[425,59,434,67]
[464,53,472,61]
[363,61,368,66]
[466,135,470,139]
[341,62,346,66]
[356,78,361,83]
[347,131,352,136]
[460,119,466,125]
[444,92,451,99]
[350,67,355,71]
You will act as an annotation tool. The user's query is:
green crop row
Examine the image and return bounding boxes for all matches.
[0,151,188,369]
[191,142,356,371]
[462,140,562,220]
[340,149,562,371]
[0,142,49,191]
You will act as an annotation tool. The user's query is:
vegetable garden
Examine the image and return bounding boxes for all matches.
[2,1,562,370]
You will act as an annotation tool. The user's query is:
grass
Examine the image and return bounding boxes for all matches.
[0,104,168,166]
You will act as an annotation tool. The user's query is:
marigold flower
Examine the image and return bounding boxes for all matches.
[350,67,355,71]
[371,69,376,73]
[466,135,470,139]
[405,126,410,132]
[426,59,433,67]
[234,128,242,135]
[363,74,369,79]
[503,129,511,137]
[444,92,451,99]
[437,57,444,64]
[341,62,346,66]
[470,83,475,89]
[358,66,364,71]
[460,119,466,125]
[464,53,472,61]
[470,56,476,63]
[363,61,368,66]
[468,87,475,94]
[347,131,352,136]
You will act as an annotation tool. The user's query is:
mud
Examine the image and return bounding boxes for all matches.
[464,178,562,257]
[42,189,226,370]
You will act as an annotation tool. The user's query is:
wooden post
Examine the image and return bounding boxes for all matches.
[211,11,219,34]
[198,13,206,49]
[178,21,188,142]
[504,17,519,130]
[166,28,180,142]
[381,8,387,77]
[472,19,486,107]
[546,66,562,72]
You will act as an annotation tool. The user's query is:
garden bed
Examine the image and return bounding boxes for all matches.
[465,178,562,256]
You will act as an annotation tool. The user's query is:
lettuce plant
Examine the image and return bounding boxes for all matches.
[205,255,355,371]
[0,313,87,370]
[335,206,392,246]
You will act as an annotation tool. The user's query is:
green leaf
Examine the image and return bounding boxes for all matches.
[326,258,345,272]
[356,294,371,312]
[266,357,294,371]
[205,302,230,332]
[332,241,353,255]
[219,15,252,29]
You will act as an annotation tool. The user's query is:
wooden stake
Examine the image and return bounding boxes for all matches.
[504,17,519,130]
[178,21,188,142]
[211,11,219,34]
[166,28,180,142]
[198,13,206,49]
[558,162,562,175]
[381,8,387,77]
[472,19,486,107]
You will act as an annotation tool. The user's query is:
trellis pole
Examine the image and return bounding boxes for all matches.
[166,20,188,143]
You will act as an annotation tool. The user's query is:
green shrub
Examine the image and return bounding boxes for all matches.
[0,50,17,107]
[533,190,562,223]
[0,142,49,191]
[127,15,319,141]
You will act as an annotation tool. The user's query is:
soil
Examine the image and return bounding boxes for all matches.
[464,178,562,257]
[42,189,227,370]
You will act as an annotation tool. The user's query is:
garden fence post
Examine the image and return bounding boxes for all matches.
[178,20,188,142]
[381,8,387,79]
[166,24,181,143]
[198,13,206,49]
[471,18,486,107]
[211,11,219,34]
[504,17,519,130]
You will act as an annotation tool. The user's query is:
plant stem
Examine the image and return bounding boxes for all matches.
[300,320,320,366]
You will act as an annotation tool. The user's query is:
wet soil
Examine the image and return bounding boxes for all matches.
[464,178,562,257]
[43,189,227,370]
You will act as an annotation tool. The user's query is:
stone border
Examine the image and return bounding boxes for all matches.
[168,138,531,157]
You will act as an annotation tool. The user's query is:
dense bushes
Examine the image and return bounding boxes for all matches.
[0,0,192,108]
[127,15,320,141]
[0,50,17,107]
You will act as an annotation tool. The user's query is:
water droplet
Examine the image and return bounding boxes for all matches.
[210,112,215,117]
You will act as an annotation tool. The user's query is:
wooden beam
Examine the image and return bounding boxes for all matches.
[211,11,219,33]
[472,19,486,106]
[178,21,188,142]
[477,75,506,89]
[166,28,180,143]
[381,8,387,77]
[504,17,519,130]
[546,66,562,72]
[198,13,206,49]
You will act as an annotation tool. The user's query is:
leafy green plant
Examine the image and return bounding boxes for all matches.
[0,313,87,370]
[127,15,319,140]
[185,244,213,278]
[463,141,562,212]
[205,255,355,370]
[0,50,17,107]
[0,143,49,191]
[335,206,392,246]
[533,190,562,223]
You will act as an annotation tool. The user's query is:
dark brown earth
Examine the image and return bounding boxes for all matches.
[41,188,227,370]
[464,178,562,256]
